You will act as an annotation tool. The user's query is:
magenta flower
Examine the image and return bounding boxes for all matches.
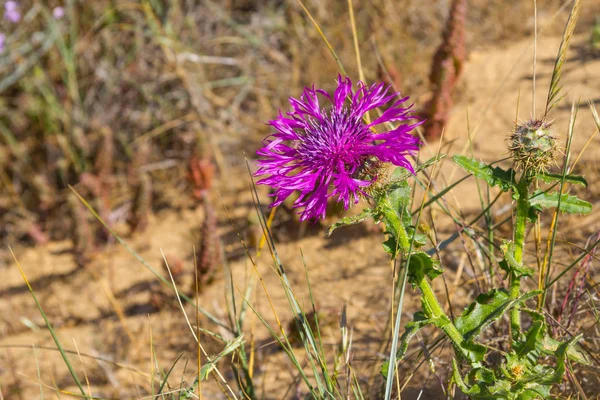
[52,7,65,20]
[4,1,20,23]
[256,75,422,221]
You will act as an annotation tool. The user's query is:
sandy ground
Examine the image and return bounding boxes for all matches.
[1,34,600,399]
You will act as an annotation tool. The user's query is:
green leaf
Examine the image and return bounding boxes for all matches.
[455,289,541,341]
[538,334,583,385]
[453,155,516,192]
[376,180,412,259]
[521,308,591,365]
[381,236,401,259]
[326,208,374,237]
[156,353,184,396]
[518,387,551,400]
[514,321,544,359]
[452,360,495,397]
[397,312,431,359]
[536,172,588,187]
[529,191,592,214]
[452,359,481,396]
[500,241,535,277]
[539,333,591,366]
[385,179,413,228]
[407,251,443,283]
[10,249,87,397]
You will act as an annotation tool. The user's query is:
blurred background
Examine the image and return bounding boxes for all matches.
[1,1,600,398]
[1,0,599,250]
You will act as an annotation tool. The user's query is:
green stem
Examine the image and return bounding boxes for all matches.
[383,221,412,399]
[380,199,411,253]
[415,273,473,361]
[387,207,467,357]
[510,176,531,340]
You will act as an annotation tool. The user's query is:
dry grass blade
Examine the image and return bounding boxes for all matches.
[295,0,346,75]
[160,249,239,400]
[33,345,44,400]
[539,101,578,309]
[8,247,88,398]
[544,0,582,115]
[347,0,364,84]
[589,101,600,131]
[67,186,229,330]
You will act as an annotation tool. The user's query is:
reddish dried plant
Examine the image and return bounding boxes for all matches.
[423,0,466,139]
[192,197,222,293]
[127,143,152,234]
[127,173,152,233]
[188,155,215,201]
[187,153,220,292]
[68,194,95,267]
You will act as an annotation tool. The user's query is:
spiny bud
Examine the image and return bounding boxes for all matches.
[508,119,557,173]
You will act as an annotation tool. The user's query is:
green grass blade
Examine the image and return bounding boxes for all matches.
[246,162,335,397]
[541,101,578,307]
[155,353,183,398]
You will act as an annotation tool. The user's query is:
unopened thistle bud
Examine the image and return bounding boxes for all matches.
[509,119,557,173]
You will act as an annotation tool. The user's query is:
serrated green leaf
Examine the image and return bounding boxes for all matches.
[453,155,516,192]
[529,190,592,214]
[408,251,443,283]
[539,333,591,366]
[456,289,508,340]
[376,180,412,258]
[326,208,373,237]
[519,387,551,400]
[452,359,481,396]
[381,236,400,259]
[536,172,588,187]
[515,321,544,359]
[538,334,582,385]
[455,289,540,341]
[521,308,591,365]
[500,241,535,277]
[452,360,502,398]
[460,340,488,364]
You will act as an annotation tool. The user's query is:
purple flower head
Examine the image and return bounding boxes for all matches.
[256,75,422,221]
[52,7,65,20]
[4,1,20,23]
[0,33,5,52]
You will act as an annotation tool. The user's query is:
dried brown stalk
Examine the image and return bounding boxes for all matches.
[193,196,222,293]
[422,0,466,139]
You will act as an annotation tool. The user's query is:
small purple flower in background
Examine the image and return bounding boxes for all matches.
[256,75,422,221]
[0,33,5,52]
[4,1,20,23]
[52,6,64,20]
